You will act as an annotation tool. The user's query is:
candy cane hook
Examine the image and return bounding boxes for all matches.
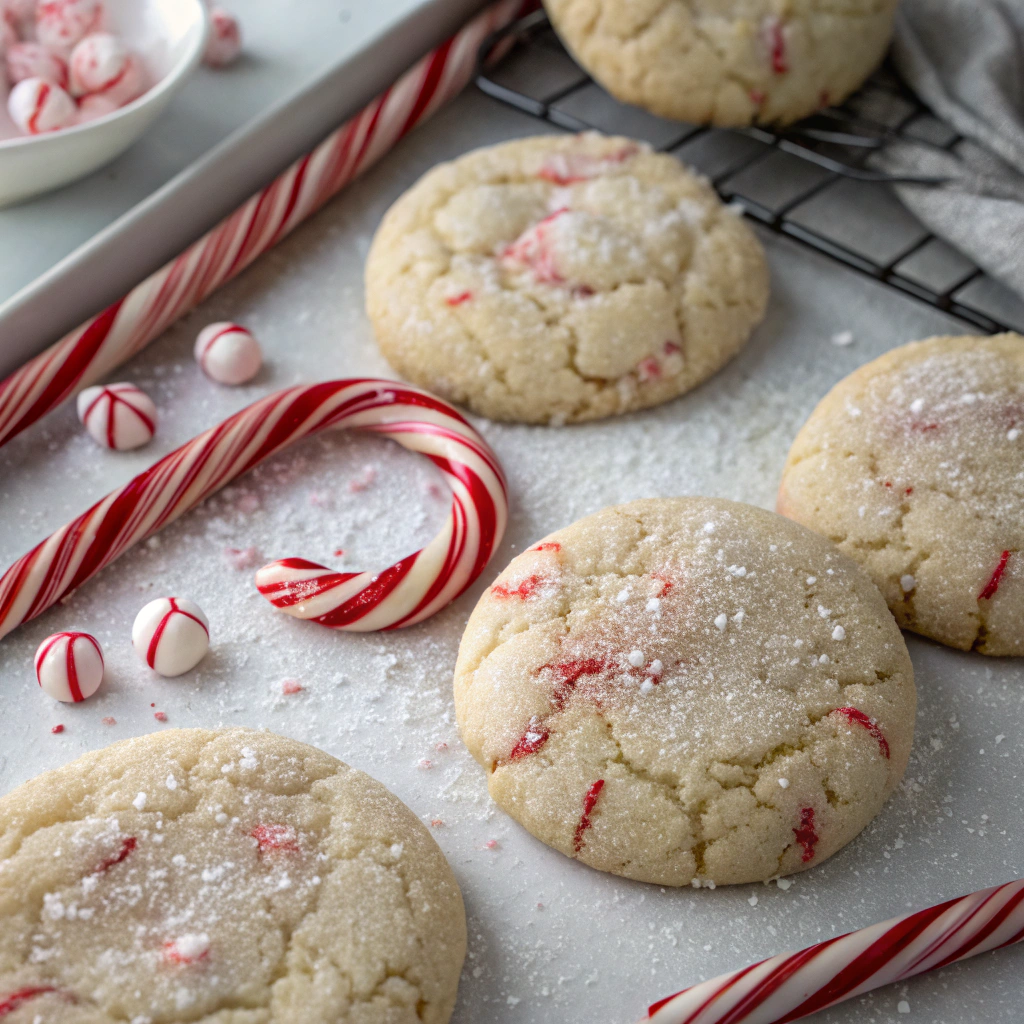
[0,380,508,640]
[644,878,1024,1024]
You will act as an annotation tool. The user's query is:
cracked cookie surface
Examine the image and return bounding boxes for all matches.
[0,728,466,1024]
[365,133,767,424]
[779,333,1024,656]
[544,0,898,127]
[453,498,914,886]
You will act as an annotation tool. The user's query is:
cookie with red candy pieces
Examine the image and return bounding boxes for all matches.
[779,333,1024,656]
[0,728,468,1024]
[76,382,156,450]
[7,74,74,132]
[34,630,104,702]
[454,497,915,885]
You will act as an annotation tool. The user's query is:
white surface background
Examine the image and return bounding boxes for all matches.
[2,26,1024,1024]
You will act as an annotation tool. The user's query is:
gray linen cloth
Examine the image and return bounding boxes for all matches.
[876,0,1024,298]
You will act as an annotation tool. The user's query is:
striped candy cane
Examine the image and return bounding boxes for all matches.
[0,0,527,452]
[645,879,1024,1024]
[0,380,508,639]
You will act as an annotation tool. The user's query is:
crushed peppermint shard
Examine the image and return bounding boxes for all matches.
[163,933,210,965]
[979,550,1012,601]
[572,779,605,855]
[281,678,303,695]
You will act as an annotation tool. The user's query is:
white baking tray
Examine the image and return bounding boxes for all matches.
[1,26,1023,1024]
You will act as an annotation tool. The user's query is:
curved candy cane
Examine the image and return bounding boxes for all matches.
[0,380,508,639]
[0,0,528,452]
[645,878,1024,1024]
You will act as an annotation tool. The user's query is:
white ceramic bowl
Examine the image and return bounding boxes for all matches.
[0,0,207,207]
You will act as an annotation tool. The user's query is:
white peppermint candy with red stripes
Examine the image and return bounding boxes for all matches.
[68,31,127,95]
[132,597,209,677]
[203,7,241,68]
[194,322,262,385]
[7,75,75,133]
[34,0,103,54]
[5,42,69,88]
[76,382,156,450]
[35,630,104,702]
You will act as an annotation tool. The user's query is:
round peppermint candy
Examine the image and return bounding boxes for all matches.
[76,382,156,450]
[132,597,210,677]
[194,322,262,385]
[35,631,104,703]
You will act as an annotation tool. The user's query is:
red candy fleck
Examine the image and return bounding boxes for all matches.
[95,836,137,874]
[484,839,499,849]
[749,88,766,105]
[905,487,913,496]
[154,711,167,722]
[765,18,788,73]
[911,421,940,433]
[281,679,303,695]
[536,145,638,185]
[573,779,605,854]
[794,807,818,862]
[832,706,890,759]
[572,284,595,298]
[507,718,550,763]
[0,987,65,1017]
[163,938,209,965]
[333,548,345,557]
[637,356,662,382]
[252,823,299,854]
[532,542,561,552]
[51,724,64,734]
[502,208,569,284]
[445,291,473,306]
[492,574,545,600]
[102,716,116,725]
[979,550,1012,601]
[431,819,444,827]
[651,571,675,595]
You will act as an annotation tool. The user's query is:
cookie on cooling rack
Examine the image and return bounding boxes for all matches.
[779,333,1024,656]
[544,0,899,127]
[454,498,915,886]
[0,729,466,1024]
[365,132,767,424]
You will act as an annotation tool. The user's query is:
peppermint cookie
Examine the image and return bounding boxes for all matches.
[0,728,466,1023]
[544,0,898,127]
[454,498,915,886]
[779,333,1024,656]
[365,133,768,424]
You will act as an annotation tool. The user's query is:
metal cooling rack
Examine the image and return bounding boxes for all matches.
[476,11,1024,335]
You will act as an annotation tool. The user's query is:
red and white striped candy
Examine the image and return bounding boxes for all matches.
[34,0,103,54]
[76,382,156,450]
[68,31,127,95]
[194,322,262,385]
[34,630,104,702]
[203,7,240,68]
[132,597,209,677]
[7,75,75,132]
[0,380,507,641]
[5,41,68,88]
[644,878,1024,1024]
[0,0,528,452]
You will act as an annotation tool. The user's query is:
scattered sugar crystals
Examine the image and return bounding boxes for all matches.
[900,575,916,592]
[831,625,846,641]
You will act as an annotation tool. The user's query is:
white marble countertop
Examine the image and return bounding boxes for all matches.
[2,59,1023,1024]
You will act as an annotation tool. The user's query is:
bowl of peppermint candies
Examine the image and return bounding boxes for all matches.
[0,0,208,207]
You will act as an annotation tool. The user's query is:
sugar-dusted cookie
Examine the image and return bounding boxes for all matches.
[544,0,898,127]
[365,133,767,424]
[779,333,1024,656]
[0,728,466,1023]
[454,498,915,886]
